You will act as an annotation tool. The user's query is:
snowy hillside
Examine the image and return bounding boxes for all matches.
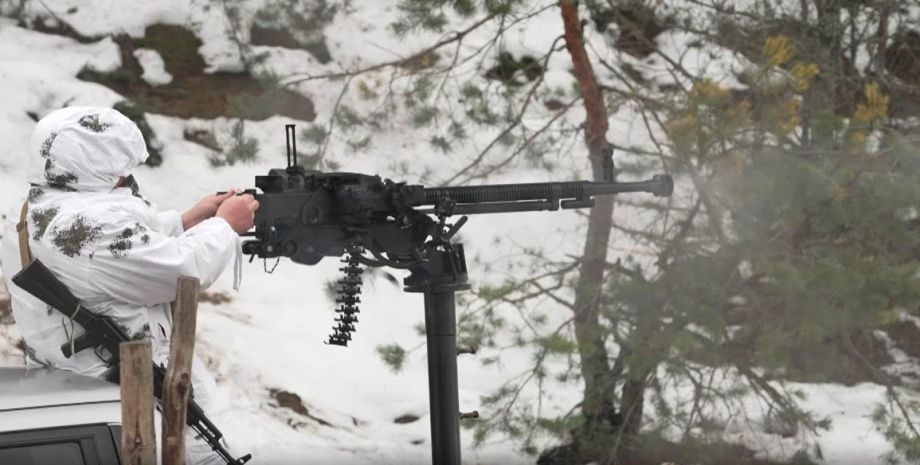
[1,1,918,464]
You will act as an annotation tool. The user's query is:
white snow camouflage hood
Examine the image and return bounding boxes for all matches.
[28,106,149,192]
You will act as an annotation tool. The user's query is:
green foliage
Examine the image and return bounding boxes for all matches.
[874,391,920,464]
[254,0,340,26]
[448,121,467,141]
[391,0,467,35]
[407,76,435,105]
[210,120,258,167]
[535,333,576,355]
[522,135,557,172]
[477,281,518,301]
[376,343,408,373]
[628,10,920,460]
[333,105,363,128]
[413,321,426,336]
[465,98,501,126]
[346,136,372,152]
[457,303,505,350]
[391,0,524,34]
[322,278,339,303]
[429,135,452,153]
[411,106,439,127]
[444,1,920,460]
[460,83,483,99]
[356,80,378,100]
[301,124,328,145]
[484,53,544,87]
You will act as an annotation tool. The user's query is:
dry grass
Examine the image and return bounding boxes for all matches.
[198,291,233,305]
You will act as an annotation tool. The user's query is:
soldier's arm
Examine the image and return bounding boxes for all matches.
[88,215,237,306]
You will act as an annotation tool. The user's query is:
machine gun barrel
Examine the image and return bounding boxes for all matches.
[416,174,673,215]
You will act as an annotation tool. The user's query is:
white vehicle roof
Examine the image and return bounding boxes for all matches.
[0,366,121,432]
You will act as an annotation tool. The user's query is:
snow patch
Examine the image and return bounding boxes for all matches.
[133,48,173,86]
[34,0,191,38]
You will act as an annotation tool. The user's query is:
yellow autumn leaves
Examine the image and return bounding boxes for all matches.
[851,83,890,144]
[780,98,801,134]
[763,35,819,134]
[763,34,890,142]
[666,113,698,137]
[668,79,747,134]
[666,34,889,145]
[692,79,731,100]
[664,79,750,140]
[764,35,795,68]
[764,35,820,92]
[792,63,820,92]
[854,83,890,125]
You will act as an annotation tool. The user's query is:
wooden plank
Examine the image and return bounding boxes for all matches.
[120,340,156,465]
[161,276,201,465]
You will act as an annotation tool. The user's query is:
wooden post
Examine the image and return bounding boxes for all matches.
[120,341,156,465]
[161,276,201,465]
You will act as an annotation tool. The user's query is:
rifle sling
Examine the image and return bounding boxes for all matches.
[17,202,33,269]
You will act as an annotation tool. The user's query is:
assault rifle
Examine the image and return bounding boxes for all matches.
[12,260,251,465]
[238,125,673,465]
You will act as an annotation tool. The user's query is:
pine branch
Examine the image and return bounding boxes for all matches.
[441,34,568,185]
[282,13,498,86]
[454,96,580,185]
[842,331,920,439]
[318,75,354,163]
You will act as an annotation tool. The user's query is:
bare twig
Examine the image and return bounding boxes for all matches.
[282,14,498,86]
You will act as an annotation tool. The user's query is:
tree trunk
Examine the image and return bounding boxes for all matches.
[619,303,658,447]
[806,0,844,147]
[619,372,648,443]
[559,0,622,459]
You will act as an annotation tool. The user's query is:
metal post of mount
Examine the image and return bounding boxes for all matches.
[404,245,471,465]
[602,146,615,182]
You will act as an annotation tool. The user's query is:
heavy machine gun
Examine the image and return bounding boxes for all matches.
[240,125,673,465]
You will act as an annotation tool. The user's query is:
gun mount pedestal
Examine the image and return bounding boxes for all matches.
[404,244,470,465]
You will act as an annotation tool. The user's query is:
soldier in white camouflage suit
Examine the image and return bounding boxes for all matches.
[0,106,259,464]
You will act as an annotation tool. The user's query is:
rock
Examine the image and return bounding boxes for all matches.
[394,413,420,424]
[0,281,11,325]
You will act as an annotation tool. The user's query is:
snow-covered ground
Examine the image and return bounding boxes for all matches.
[0,1,914,464]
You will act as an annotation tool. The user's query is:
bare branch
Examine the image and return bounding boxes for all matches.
[282,14,498,86]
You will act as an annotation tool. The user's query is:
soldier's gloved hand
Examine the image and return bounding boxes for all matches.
[182,190,237,230]
[216,194,260,234]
